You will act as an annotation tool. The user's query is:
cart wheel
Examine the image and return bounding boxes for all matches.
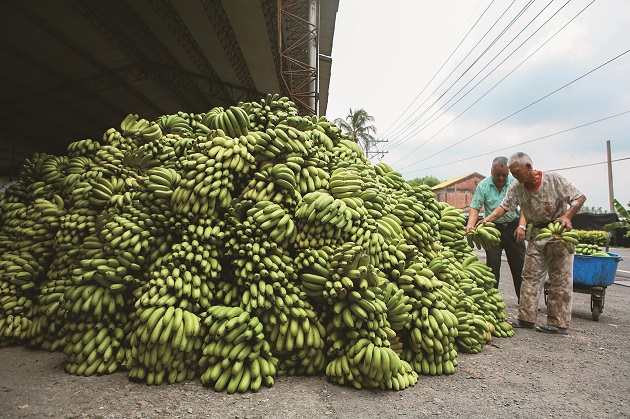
[592,300,603,321]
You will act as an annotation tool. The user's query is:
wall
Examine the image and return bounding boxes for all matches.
[434,175,484,211]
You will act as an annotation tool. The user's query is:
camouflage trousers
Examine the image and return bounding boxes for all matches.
[518,236,574,329]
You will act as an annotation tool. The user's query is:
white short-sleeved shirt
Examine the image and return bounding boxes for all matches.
[500,171,583,224]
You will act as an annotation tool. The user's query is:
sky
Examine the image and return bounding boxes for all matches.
[325,0,630,212]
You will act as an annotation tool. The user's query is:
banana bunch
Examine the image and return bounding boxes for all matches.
[330,140,369,168]
[251,124,310,162]
[62,320,125,376]
[1,312,32,342]
[127,300,204,385]
[137,122,163,143]
[245,93,299,131]
[87,176,128,208]
[284,115,316,132]
[101,127,127,150]
[381,282,413,331]
[144,167,181,200]
[360,186,392,219]
[245,200,296,247]
[66,156,95,177]
[463,260,508,313]
[199,306,277,393]
[377,170,408,192]
[379,238,418,276]
[28,278,68,351]
[534,222,578,253]
[120,113,151,138]
[67,139,100,158]
[62,283,128,319]
[349,218,386,267]
[271,296,327,378]
[467,222,501,250]
[426,253,459,287]
[327,336,416,390]
[292,159,331,195]
[203,129,257,173]
[293,191,353,249]
[93,145,126,177]
[329,167,364,199]
[157,113,194,137]
[296,246,334,300]
[1,250,47,290]
[170,151,235,216]
[575,243,603,255]
[308,125,336,152]
[201,106,250,138]
[438,206,470,257]
[574,243,609,257]
[388,259,460,376]
[121,149,160,175]
[390,196,439,247]
[375,213,405,243]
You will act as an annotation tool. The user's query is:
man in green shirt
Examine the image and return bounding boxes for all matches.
[466,157,526,302]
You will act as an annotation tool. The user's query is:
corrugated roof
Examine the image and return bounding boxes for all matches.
[432,172,485,190]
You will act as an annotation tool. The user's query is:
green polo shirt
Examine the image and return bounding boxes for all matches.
[470,174,519,224]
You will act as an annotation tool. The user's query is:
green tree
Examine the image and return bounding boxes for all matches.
[603,199,630,238]
[334,108,377,151]
[408,176,441,188]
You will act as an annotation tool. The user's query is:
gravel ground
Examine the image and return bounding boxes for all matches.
[1,258,629,419]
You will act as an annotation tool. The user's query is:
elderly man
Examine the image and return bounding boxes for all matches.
[477,152,586,335]
[466,157,526,301]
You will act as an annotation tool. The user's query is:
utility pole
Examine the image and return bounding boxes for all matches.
[606,140,614,213]
[365,138,388,162]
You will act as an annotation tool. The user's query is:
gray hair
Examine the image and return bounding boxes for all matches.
[491,156,508,168]
[508,152,533,167]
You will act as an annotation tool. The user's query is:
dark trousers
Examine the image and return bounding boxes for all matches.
[485,220,526,301]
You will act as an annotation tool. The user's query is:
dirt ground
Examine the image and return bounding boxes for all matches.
[1,257,629,419]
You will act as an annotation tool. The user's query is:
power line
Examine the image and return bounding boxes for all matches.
[391,0,595,167]
[379,0,496,138]
[385,0,572,154]
[401,109,630,174]
[550,156,630,172]
[396,47,630,171]
[384,1,525,145]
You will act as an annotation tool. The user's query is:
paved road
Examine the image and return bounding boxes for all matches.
[609,246,630,279]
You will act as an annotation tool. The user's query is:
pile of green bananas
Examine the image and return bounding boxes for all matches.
[466,222,501,250]
[575,243,609,256]
[534,222,578,253]
[0,92,514,392]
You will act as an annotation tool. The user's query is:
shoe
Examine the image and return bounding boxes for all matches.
[535,324,569,335]
[509,319,535,329]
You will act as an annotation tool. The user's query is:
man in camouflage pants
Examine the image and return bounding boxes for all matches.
[477,152,586,334]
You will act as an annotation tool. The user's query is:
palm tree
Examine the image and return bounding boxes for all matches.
[334,108,377,153]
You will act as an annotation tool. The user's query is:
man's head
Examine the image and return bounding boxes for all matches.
[507,152,535,184]
[490,156,510,188]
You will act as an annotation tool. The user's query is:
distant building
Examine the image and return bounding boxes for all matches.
[432,172,485,212]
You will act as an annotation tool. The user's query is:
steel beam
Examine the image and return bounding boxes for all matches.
[149,0,234,104]
[143,61,266,102]
[199,0,258,102]
[260,0,289,97]
[72,0,204,111]
[7,0,162,116]
[278,0,318,115]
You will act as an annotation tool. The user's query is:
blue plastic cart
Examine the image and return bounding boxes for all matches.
[544,252,623,321]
